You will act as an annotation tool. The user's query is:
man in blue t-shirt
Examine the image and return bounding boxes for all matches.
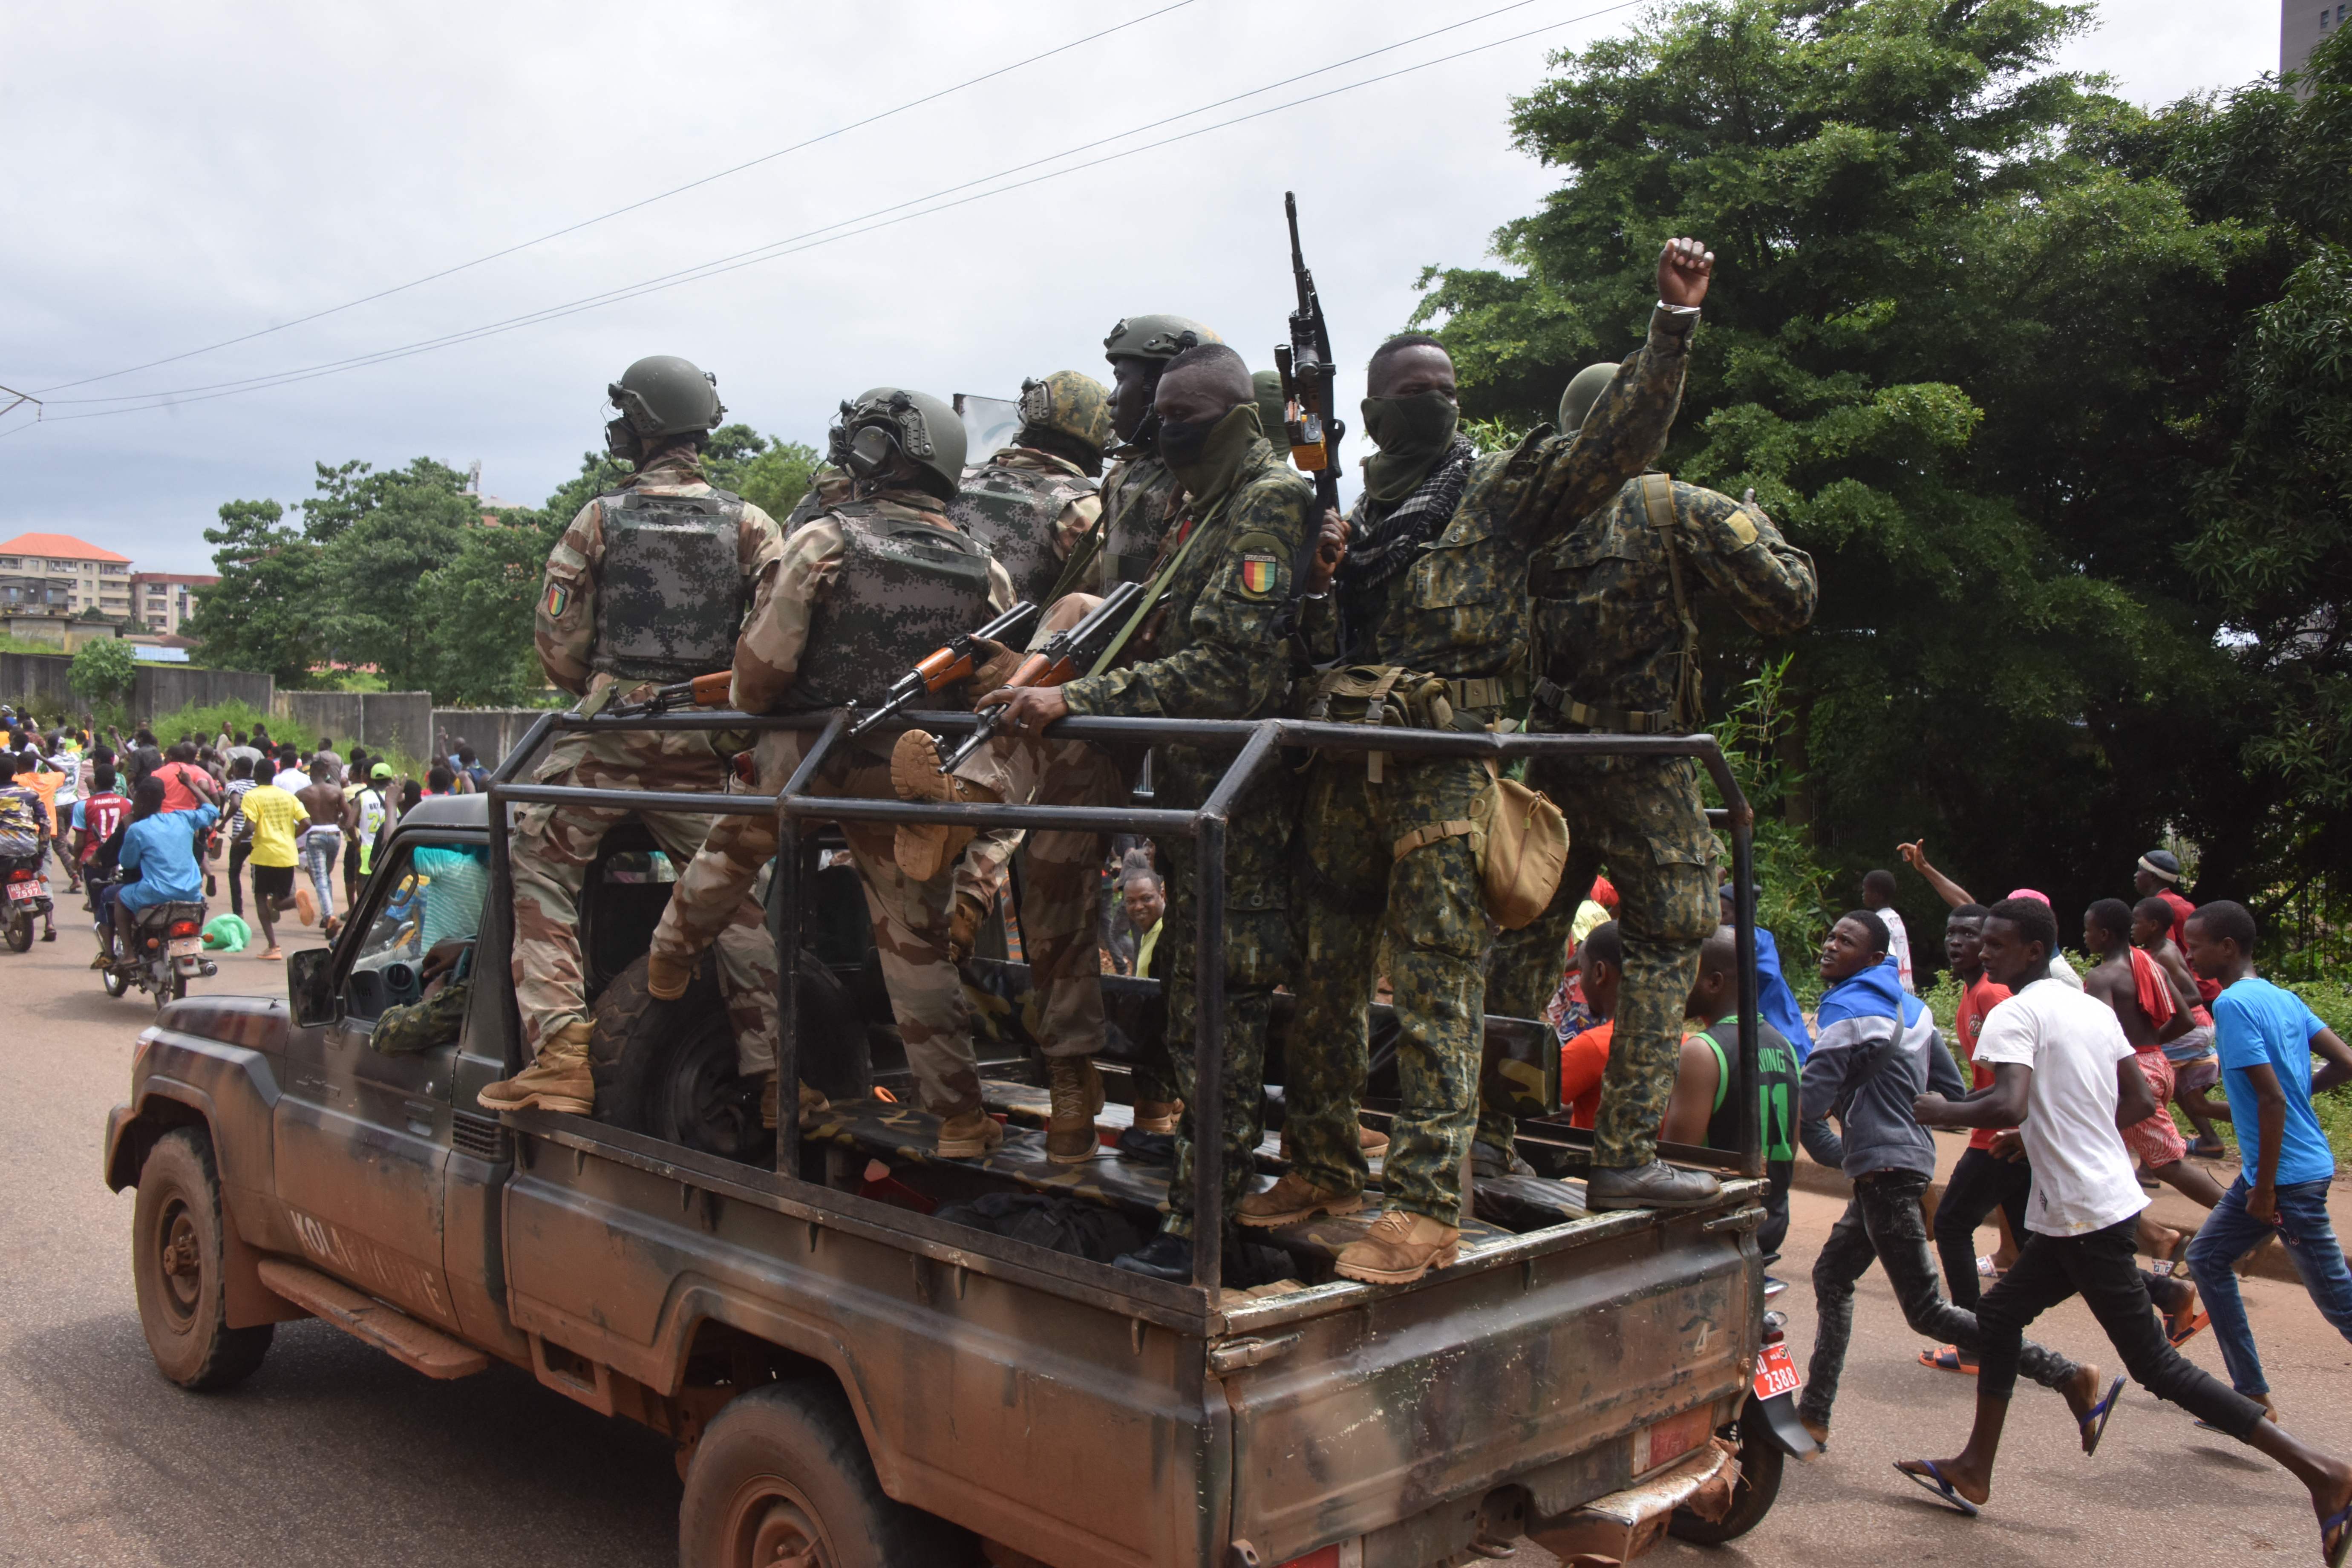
[2182,899,2352,1418]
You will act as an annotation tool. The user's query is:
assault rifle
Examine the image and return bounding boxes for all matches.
[602,669,734,720]
[847,600,1039,742]
[1274,191,1344,520]
[936,580,1146,772]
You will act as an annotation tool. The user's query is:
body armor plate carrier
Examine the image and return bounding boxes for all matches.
[591,490,749,684]
[794,507,997,712]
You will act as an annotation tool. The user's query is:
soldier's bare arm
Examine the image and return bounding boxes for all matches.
[535,500,604,696]
[1672,482,1818,636]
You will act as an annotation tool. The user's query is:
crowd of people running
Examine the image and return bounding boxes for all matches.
[0,705,494,963]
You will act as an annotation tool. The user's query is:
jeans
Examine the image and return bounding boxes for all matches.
[1934,1145,2035,1311]
[2187,1173,2352,1399]
[301,830,340,923]
[227,840,250,919]
[1801,1169,2081,1427]
[1983,1215,2267,1436]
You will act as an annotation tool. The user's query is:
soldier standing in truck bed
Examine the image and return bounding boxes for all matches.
[1063,314,1223,594]
[1480,369,1818,1193]
[643,387,1024,1158]
[478,356,789,1122]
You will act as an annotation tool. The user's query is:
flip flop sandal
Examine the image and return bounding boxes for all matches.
[2188,1139,2228,1161]
[2323,1497,2352,1568]
[1894,1459,1981,1518]
[2079,1374,2127,1458]
[1919,1345,1980,1375]
[2167,1308,2211,1349]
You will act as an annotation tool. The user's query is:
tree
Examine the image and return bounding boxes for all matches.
[308,458,475,691]
[69,636,136,724]
[415,509,563,706]
[1409,0,2343,933]
[183,498,327,689]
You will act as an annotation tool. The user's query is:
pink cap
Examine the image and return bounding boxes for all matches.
[2005,888,2051,907]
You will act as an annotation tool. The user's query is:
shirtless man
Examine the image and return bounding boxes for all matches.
[2134,894,2227,1157]
[295,761,348,938]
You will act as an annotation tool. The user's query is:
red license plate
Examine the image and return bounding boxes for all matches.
[6,881,40,901]
[1753,1340,1801,1400]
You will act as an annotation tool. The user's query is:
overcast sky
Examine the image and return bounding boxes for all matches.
[0,0,2286,573]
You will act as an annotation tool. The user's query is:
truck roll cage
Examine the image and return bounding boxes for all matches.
[485,704,1762,1301]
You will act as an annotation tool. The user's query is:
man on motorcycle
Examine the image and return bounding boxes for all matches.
[0,752,57,943]
[111,776,218,961]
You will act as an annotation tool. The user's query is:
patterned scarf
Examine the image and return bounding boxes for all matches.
[1337,433,1477,593]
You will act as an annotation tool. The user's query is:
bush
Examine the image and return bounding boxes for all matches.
[69,639,137,726]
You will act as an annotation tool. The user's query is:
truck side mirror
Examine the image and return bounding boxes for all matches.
[288,946,341,1027]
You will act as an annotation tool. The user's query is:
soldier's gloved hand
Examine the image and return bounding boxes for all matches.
[966,637,1021,697]
[947,892,989,963]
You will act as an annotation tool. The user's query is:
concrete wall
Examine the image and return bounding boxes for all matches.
[0,652,77,713]
[0,652,275,725]
[431,708,558,772]
[275,690,434,761]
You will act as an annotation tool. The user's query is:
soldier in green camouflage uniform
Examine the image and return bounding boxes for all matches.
[1482,383,1817,1182]
[1262,240,1719,1283]
[1064,314,1222,599]
[981,342,1313,1282]
[480,356,786,1120]
[646,389,1023,1156]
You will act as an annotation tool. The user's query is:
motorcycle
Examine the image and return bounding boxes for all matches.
[2,855,52,953]
[94,885,216,1010]
[1670,1276,1817,1545]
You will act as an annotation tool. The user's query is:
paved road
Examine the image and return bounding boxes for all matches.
[4,926,2348,1566]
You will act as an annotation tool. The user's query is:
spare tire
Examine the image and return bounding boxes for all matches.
[591,951,868,1162]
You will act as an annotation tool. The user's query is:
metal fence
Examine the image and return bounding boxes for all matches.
[487,706,1761,1301]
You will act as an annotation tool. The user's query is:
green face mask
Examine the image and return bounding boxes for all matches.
[1163,402,1264,507]
[1359,391,1459,504]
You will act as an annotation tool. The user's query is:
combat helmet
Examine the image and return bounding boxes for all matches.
[1558,361,1620,437]
[1016,371,1113,463]
[608,355,726,443]
[1102,314,1224,364]
[828,387,967,504]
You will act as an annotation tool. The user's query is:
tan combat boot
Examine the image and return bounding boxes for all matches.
[646,948,695,1001]
[1132,1098,1183,1134]
[1044,1056,1105,1164]
[1237,1172,1366,1229]
[936,1106,1005,1160]
[1333,1208,1461,1285]
[890,729,1000,882]
[761,1074,830,1130]
[477,1020,595,1115]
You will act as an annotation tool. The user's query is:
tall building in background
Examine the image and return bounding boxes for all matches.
[130,571,219,635]
[2285,0,2342,80]
[0,533,133,618]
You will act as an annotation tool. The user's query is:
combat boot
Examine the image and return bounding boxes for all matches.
[646,948,695,1001]
[761,1073,830,1130]
[1131,1097,1183,1134]
[1044,1056,1104,1164]
[1236,1172,1365,1229]
[1333,1209,1460,1285]
[1586,1160,1723,1212]
[890,729,1000,882]
[936,1106,1005,1159]
[477,1020,594,1115]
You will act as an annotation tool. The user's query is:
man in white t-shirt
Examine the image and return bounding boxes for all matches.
[1861,868,1914,992]
[1896,897,2352,1553]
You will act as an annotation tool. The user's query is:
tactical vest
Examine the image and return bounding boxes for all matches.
[1097,453,1183,587]
[793,506,996,710]
[1363,442,1533,693]
[949,457,1092,605]
[591,490,749,684]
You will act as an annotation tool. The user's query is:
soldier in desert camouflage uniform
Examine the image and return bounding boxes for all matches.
[644,388,1023,1159]
[1260,239,1724,1285]
[980,342,1316,1283]
[1481,368,1817,1183]
[478,356,788,1121]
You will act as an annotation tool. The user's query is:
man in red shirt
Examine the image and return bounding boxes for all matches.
[1559,921,1623,1128]
[1929,904,2026,1321]
[2136,850,2199,962]
[152,742,219,814]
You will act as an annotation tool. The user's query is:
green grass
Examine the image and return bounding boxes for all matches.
[146,698,426,780]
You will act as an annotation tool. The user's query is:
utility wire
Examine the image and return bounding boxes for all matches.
[28,0,1200,396]
[31,0,1639,424]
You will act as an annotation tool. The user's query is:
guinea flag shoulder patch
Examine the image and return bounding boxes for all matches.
[542,581,571,618]
[1234,536,1285,600]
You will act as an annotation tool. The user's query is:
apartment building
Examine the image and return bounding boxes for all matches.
[130,571,219,635]
[0,533,133,619]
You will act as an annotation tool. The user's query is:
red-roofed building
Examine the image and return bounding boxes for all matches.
[130,571,219,635]
[0,533,133,620]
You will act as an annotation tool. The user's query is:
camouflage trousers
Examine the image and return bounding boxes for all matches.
[1152,747,1297,1239]
[510,730,778,1073]
[649,729,984,1117]
[1286,755,1490,1225]
[949,735,1121,1061]
[1483,749,1720,1169]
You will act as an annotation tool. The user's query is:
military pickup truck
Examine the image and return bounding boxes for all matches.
[106,707,1786,1568]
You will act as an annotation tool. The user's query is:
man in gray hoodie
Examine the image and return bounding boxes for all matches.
[1796,911,2107,1445]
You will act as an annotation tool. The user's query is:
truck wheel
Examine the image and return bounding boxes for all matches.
[131,1127,274,1391]
[679,1380,978,1568]
[1667,1396,1784,1545]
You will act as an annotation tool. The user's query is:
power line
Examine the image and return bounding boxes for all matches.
[27,0,1200,396]
[30,0,1639,425]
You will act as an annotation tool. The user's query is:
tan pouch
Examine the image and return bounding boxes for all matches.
[1392,759,1569,929]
